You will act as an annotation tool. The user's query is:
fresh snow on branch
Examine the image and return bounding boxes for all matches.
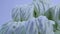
[0,0,60,34]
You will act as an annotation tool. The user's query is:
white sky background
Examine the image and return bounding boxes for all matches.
[0,0,60,26]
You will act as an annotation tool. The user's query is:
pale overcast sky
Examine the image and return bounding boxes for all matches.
[0,0,60,26]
